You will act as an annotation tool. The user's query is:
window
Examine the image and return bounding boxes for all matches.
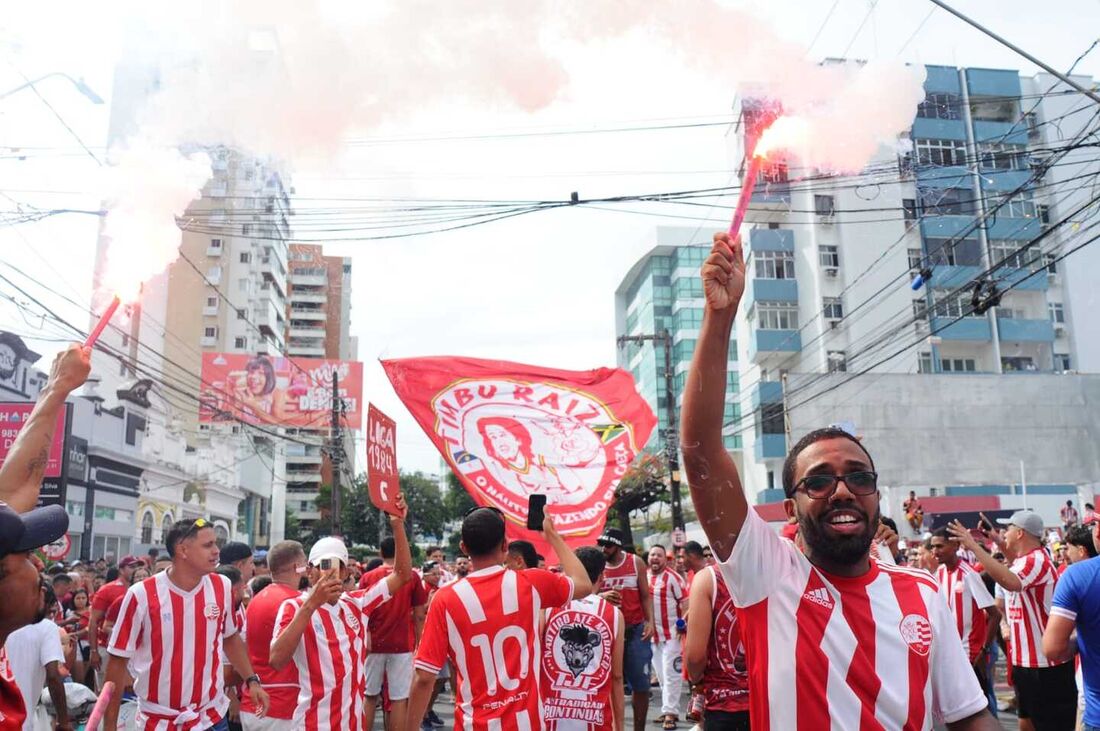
[241,224,252,236]
[239,278,250,292]
[827,350,847,372]
[925,237,981,266]
[978,143,1026,171]
[161,515,174,544]
[914,138,967,167]
[205,296,218,308]
[918,352,934,374]
[1001,356,1036,372]
[767,222,780,229]
[917,92,961,120]
[1024,111,1041,140]
[760,403,785,435]
[754,301,799,330]
[913,299,928,320]
[235,337,247,349]
[240,252,252,264]
[206,266,222,282]
[343,264,351,274]
[1048,302,1065,323]
[210,238,223,251]
[814,195,835,216]
[919,187,975,216]
[902,199,918,221]
[1055,354,1071,371]
[819,244,839,268]
[1038,204,1050,225]
[987,191,1037,219]
[1043,252,1057,274]
[989,240,1030,269]
[970,97,1018,124]
[766,471,775,490]
[823,297,844,320]
[141,512,154,544]
[908,247,923,272]
[204,326,218,338]
[941,358,977,372]
[932,290,982,318]
[753,250,795,279]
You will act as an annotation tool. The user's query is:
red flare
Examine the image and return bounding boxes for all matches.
[84,295,121,348]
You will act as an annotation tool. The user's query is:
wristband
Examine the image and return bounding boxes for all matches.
[245,674,262,688]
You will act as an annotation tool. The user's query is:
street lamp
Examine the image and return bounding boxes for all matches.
[0,73,104,104]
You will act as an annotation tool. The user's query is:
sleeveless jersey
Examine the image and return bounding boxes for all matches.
[541,595,621,731]
[602,553,643,625]
[702,566,750,714]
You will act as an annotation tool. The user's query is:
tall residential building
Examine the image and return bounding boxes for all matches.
[728,63,1098,503]
[284,244,358,525]
[614,229,742,466]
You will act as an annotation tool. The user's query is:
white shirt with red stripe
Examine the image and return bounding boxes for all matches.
[935,561,995,663]
[1005,547,1061,669]
[718,507,987,730]
[650,568,686,642]
[273,580,391,731]
[108,572,237,731]
[540,595,621,731]
[414,565,574,731]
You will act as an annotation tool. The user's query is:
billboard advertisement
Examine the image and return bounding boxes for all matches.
[198,353,364,429]
[0,402,66,479]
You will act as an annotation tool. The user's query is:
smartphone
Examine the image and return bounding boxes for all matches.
[320,558,333,571]
[527,494,547,530]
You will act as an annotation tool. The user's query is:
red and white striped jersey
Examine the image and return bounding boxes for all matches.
[414,565,574,731]
[697,567,749,714]
[107,572,237,731]
[935,561,995,663]
[601,553,644,625]
[274,581,391,731]
[1005,547,1061,668]
[719,508,987,730]
[540,595,621,731]
[650,568,686,642]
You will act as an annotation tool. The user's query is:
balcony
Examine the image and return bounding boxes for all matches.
[751,380,783,408]
[260,256,287,295]
[972,120,1028,145]
[202,304,218,316]
[920,215,977,240]
[997,266,1048,291]
[748,329,802,360]
[997,317,1055,342]
[288,345,325,357]
[914,165,971,189]
[290,308,326,321]
[747,228,794,253]
[290,326,324,339]
[745,277,798,304]
[986,216,1040,241]
[285,468,322,483]
[965,68,1022,99]
[200,335,218,347]
[980,168,1032,191]
[290,273,327,287]
[291,292,326,305]
[205,181,228,198]
[254,300,284,336]
[911,117,967,141]
[931,317,992,341]
[754,433,786,460]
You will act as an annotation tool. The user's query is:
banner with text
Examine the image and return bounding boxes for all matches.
[199,353,364,429]
[382,356,656,553]
[0,402,65,479]
[366,404,400,515]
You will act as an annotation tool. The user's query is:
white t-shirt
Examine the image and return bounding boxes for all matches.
[4,619,64,731]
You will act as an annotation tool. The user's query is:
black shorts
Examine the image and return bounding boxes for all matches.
[703,710,750,731]
[1013,662,1077,729]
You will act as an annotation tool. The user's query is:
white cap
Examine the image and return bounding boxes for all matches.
[308,536,349,567]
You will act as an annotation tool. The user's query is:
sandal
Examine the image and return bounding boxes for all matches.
[652,715,669,726]
[663,717,678,730]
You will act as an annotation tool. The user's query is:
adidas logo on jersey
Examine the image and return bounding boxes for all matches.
[802,587,834,610]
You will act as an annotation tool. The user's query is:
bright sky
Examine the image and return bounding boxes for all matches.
[2,0,1099,474]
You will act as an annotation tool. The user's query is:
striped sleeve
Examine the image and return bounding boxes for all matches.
[413,593,447,675]
[964,570,995,610]
[106,585,144,658]
[352,578,392,614]
[272,598,301,644]
[1012,553,1049,589]
[218,574,239,638]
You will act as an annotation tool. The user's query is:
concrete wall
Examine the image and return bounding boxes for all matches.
[785,372,1100,488]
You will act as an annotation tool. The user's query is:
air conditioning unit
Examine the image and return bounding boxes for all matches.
[825,267,838,278]
[1054,323,1066,335]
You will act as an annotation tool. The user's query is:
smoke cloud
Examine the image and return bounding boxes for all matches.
[97,0,926,293]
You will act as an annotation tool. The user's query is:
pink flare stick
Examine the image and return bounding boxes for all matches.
[84,680,115,730]
[84,295,121,348]
[728,154,764,236]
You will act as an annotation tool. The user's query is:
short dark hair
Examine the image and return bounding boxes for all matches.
[380,537,396,559]
[166,519,213,557]
[930,527,951,541]
[508,540,538,569]
[648,544,667,554]
[683,541,705,558]
[575,546,606,584]
[1067,500,1075,506]
[52,573,72,586]
[105,567,119,582]
[267,540,305,575]
[215,564,242,586]
[426,545,443,556]
[250,575,273,595]
[462,508,506,558]
[880,516,898,533]
[1064,526,1099,558]
[782,428,875,498]
[922,538,934,551]
[364,557,384,572]
[1086,503,1095,510]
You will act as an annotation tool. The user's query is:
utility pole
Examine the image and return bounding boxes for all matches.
[330,372,344,537]
[617,329,683,531]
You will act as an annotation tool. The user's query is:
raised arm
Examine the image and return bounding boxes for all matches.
[543,515,593,599]
[682,233,746,561]
[384,494,412,595]
[0,344,89,512]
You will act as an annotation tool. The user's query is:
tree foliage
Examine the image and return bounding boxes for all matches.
[611,452,669,548]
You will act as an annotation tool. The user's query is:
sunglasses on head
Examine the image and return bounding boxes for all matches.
[794,471,878,500]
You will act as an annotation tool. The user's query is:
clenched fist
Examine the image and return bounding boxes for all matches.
[702,232,745,312]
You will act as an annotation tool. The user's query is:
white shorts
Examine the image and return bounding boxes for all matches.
[240,712,295,731]
[364,652,414,700]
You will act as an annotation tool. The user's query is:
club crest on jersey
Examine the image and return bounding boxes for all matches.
[430,378,642,536]
[713,596,747,675]
[203,604,221,620]
[543,610,613,691]
[899,613,932,656]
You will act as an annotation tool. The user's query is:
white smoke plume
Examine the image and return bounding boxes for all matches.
[98,0,927,294]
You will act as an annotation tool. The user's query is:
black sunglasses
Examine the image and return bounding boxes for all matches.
[794,471,878,500]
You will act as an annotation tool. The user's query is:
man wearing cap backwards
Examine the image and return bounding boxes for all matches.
[949,510,1077,730]
[102,518,270,731]
[270,494,412,731]
[597,527,653,731]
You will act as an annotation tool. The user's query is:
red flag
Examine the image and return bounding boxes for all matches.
[381,357,656,554]
[366,404,400,515]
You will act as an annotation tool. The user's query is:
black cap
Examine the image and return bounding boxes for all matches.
[596,527,625,548]
[0,501,69,558]
[219,541,253,565]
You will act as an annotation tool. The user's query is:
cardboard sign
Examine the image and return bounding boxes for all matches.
[366,404,399,515]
